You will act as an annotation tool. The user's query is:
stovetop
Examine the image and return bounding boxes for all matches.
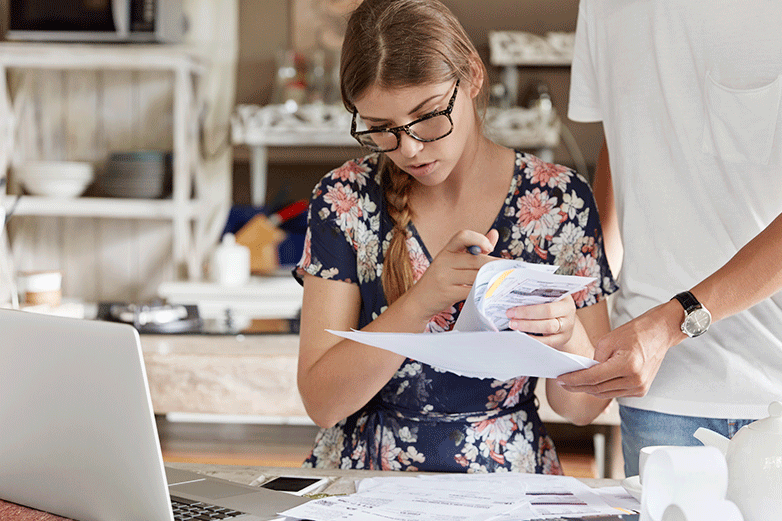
[96,301,299,335]
[97,301,202,334]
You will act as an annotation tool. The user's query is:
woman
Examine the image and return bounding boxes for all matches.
[294,0,617,473]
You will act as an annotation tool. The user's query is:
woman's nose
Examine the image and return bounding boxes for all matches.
[397,131,424,158]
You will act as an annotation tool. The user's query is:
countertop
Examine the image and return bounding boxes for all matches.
[139,333,620,425]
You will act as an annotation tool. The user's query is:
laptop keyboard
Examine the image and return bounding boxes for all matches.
[170,495,246,520]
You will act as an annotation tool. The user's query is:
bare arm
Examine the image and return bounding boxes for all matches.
[592,140,623,276]
[298,274,413,428]
[298,229,499,428]
[544,300,612,425]
[693,211,782,322]
[507,295,612,425]
[558,205,782,398]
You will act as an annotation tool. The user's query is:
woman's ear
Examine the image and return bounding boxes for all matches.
[467,54,486,100]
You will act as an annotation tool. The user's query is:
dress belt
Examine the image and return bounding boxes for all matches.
[367,391,537,424]
[343,393,538,470]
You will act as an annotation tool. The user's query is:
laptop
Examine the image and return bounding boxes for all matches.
[0,308,310,521]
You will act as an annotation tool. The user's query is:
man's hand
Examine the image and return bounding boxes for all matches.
[556,299,686,398]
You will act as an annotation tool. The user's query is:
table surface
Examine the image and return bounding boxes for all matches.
[0,462,621,520]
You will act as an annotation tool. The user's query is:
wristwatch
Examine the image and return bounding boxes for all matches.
[672,291,712,338]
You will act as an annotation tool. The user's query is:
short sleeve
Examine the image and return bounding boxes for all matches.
[498,152,617,309]
[294,177,359,285]
[551,171,618,308]
[567,0,603,123]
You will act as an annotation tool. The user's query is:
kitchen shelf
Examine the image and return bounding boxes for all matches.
[1,195,199,220]
[0,42,207,278]
[0,41,208,72]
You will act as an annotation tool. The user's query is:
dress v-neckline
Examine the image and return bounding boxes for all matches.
[407,151,522,263]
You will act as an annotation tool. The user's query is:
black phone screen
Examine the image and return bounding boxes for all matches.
[260,476,323,492]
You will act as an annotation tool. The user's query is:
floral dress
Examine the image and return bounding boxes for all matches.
[295,151,617,474]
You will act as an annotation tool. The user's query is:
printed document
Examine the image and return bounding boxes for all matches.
[328,259,598,380]
[454,259,590,332]
[280,473,637,520]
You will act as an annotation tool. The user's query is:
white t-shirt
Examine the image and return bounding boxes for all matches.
[568,0,782,419]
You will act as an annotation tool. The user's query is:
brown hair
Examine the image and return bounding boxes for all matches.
[340,0,487,304]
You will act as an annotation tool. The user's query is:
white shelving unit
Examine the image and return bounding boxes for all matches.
[231,34,575,207]
[0,42,207,279]
[232,103,561,207]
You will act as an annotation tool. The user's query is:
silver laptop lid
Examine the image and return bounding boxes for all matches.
[0,309,173,521]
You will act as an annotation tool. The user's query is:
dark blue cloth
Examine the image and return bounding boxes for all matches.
[296,151,617,473]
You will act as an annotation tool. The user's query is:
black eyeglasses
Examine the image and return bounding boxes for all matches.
[350,79,460,152]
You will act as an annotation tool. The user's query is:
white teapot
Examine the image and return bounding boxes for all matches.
[693,401,782,521]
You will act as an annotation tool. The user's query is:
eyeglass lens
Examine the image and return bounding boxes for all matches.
[355,114,453,151]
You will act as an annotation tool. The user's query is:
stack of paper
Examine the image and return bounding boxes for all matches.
[279,473,639,520]
[454,259,592,332]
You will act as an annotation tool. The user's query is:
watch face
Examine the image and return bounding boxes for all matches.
[683,308,712,337]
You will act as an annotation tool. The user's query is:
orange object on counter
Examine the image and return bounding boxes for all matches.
[234,214,286,275]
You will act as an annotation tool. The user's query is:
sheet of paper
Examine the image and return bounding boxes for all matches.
[282,481,527,521]
[327,259,597,381]
[592,486,641,514]
[280,473,624,521]
[328,329,595,380]
[486,475,629,520]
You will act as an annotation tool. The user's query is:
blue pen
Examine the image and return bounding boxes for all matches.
[467,245,482,256]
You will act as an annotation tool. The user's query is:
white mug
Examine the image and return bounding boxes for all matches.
[17,270,62,307]
[639,445,676,484]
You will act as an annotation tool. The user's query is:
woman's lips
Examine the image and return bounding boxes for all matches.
[406,161,436,177]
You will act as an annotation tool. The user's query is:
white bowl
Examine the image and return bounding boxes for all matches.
[22,177,92,198]
[15,161,94,197]
[16,161,94,181]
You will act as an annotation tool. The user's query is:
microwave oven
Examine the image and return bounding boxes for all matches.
[5,0,186,43]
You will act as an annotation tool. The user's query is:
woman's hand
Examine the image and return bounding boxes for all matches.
[506,294,577,349]
[402,229,499,321]
[298,228,499,428]
[508,297,614,425]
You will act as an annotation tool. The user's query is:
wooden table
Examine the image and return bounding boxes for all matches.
[0,462,622,520]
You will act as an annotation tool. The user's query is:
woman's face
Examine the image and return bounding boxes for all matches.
[352,77,479,186]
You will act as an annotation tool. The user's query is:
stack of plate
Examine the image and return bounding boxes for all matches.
[99,151,172,199]
[16,161,95,198]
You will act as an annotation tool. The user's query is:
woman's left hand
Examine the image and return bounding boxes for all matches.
[506,295,576,349]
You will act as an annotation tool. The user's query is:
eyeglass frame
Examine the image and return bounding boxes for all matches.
[350,78,460,152]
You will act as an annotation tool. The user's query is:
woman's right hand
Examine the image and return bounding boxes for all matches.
[402,229,499,321]
[298,228,498,428]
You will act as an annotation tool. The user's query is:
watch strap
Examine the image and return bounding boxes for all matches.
[672,291,701,313]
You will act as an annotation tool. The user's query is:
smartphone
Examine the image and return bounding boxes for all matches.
[259,475,331,495]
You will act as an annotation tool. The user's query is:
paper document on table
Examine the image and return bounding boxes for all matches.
[280,473,627,521]
[327,259,598,380]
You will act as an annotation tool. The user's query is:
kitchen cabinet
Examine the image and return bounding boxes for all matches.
[0,42,208,283]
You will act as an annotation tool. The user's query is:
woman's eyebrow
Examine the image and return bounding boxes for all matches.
[407,93,443,116]
[360,91,447,123]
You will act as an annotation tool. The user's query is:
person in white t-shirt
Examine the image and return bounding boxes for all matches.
[563,0,782,477]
